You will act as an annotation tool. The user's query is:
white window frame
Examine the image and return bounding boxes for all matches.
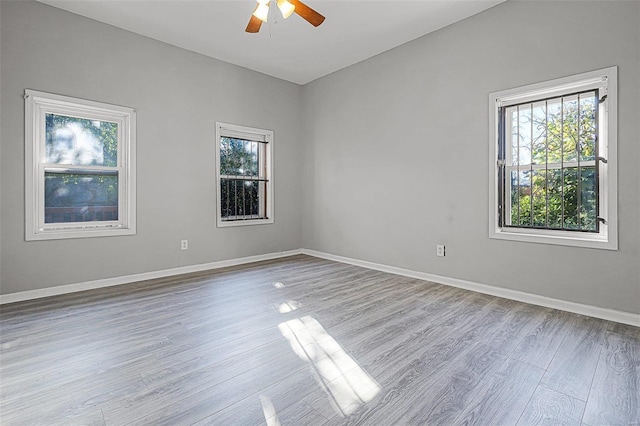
[25,90,136,240]
[489,67,617,250]
[215,122,274,228]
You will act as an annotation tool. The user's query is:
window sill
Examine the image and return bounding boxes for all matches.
[26,227,136,241]
[217,218,274,228]
[490,227,617,250]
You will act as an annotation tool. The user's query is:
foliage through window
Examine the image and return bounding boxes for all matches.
[502,91,598,231]
[489,67,617,249]
[216,123,273,227]
[25,90,136,240]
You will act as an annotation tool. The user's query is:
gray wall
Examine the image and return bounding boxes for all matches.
[0,2,4,291]
[2,1,639,315]
[0,1,303,294]
[301,1,640,314]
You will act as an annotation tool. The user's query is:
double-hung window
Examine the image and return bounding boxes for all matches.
[489,67,617,249]
[215,122,273,227]
[25,90,136,240]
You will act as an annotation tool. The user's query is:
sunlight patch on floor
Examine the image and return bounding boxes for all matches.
[275,300,302,313]
[260,394,281,426]
[278,315,381,416]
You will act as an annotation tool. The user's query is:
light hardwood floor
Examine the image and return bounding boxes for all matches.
[1,255,638,425]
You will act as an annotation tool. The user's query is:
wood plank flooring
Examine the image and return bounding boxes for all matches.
[1,255,638,425]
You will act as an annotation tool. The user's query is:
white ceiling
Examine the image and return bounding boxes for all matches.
[38,0,505,85]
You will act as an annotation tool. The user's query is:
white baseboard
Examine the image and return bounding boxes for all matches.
[301,249,640,327]
[0,249,303,305]
[2,247,638,327]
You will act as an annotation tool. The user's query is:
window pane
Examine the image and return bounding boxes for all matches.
[547,168,563,229]
[579,92,597,162]
[509,170,518,225]
[518,106,532,166]
[562,96,579,163]
[220,137,259,176]
[580,166,597,231]
[46,113,118,166]
[546,99,563,164]
[563,167,579,229]
[508,106,519,166]
[532,170,547,227]
[518,170,532,226]
[220,179,262,220]
[510,170,532,226]
[531,101,547,166]
[44,172,118,223]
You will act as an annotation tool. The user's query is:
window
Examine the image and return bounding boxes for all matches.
[215,122,273,227]
[489,67,617,249]
[25,90,136,240]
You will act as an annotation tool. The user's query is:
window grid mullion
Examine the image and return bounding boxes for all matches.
[529,103,534,227]
[500,109,504,227]
[259,142,264,218]
[226,178,230,220]
[560,97,565,229]
[516,105,520,225]
[42,164,119,172]
[241,140,246,218]
[234,178,238,218]
[594,91,601,232]
[577,94,582,230]
[249,141,254,218]
[545,100,549,228]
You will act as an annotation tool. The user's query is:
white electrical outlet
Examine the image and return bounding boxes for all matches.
[181,240,188,250]
[436,244,446,257]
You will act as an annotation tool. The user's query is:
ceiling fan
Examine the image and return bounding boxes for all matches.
[246,0,325,33]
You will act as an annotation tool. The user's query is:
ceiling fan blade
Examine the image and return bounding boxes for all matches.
[245,15,263,33]
[291,0,325,27]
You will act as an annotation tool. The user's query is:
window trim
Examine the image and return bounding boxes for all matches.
[488,67,617,250]
[25,89,136,241]
[215,122,274,228]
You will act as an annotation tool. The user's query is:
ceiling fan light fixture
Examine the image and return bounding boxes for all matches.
[276,0,295,19]
[252,2,270,23]
[245,0,324,33]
